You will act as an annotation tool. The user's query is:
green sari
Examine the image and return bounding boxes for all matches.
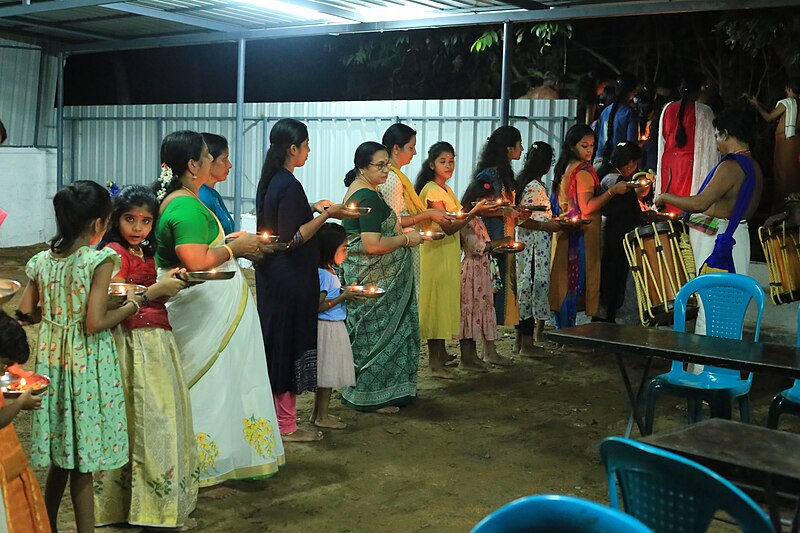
[341,190,419,411]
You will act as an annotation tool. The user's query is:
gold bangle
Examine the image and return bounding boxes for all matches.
[222,244,234,261]
[126,299,140,314]
[404,233,410,247]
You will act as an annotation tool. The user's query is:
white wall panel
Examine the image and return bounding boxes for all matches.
[64,99,576,218]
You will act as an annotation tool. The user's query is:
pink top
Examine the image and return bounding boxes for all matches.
[107,242,171,331]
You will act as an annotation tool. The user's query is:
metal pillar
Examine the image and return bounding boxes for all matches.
[499,20,513,126]
[56,50,64,189]
[233,38,246,231]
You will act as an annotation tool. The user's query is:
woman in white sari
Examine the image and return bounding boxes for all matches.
[154,130,285,489]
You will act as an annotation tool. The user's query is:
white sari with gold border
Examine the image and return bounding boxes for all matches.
[160,235,285,487]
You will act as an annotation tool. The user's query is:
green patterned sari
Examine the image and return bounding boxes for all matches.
[341,194,419,411]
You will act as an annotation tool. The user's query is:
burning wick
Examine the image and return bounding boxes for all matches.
[570,216,579,223]
[512,242,520,248]
[261,232,270,240]
[348,203,357,210]
[457,210,464,218]
[367,286,377,293]
[19,378,26,387]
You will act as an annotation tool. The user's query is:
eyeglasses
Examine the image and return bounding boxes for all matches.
[369,162,390,170]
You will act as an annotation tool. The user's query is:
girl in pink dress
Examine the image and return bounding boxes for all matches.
[456,180,513,366]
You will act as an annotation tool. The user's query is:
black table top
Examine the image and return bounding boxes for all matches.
[642,419,800,488]
[545,323,800,379]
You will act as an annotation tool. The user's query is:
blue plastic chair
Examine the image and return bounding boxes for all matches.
[600,437,773,533]
[643,273,765,435]
[767,305,800,429]
[470,494,652,533]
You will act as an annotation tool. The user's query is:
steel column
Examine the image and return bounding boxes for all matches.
[233,38,245,231]
[56,50,64,189]
[499,20,512,126]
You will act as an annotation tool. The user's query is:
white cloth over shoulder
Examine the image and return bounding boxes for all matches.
[778,97,798,138]
[656,100,719,196]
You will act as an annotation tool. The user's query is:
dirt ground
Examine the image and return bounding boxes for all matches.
[1,243,797,533]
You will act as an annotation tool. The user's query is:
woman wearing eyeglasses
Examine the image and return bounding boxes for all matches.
[340,142,423,413]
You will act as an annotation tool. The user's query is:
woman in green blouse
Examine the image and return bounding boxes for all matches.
[340,141,423,413]
[153,130,286,491]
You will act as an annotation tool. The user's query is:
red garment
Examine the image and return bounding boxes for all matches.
[107,242,171,331]
[660,101,697,214]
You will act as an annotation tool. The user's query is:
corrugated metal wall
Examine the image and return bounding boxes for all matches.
[64,99,576,215]
[0,38,58,147]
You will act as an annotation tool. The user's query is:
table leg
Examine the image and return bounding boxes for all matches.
[616,354,650,438]
[765,475,784,533]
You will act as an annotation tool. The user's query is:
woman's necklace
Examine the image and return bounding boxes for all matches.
[182,185,200,199]
[129,246,144,260]
[733,149,751,155]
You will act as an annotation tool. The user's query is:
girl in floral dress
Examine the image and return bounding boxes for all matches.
[17,181,149,533]
[94,185,198,530]
[456,180,512,367]
[515,142,562,357]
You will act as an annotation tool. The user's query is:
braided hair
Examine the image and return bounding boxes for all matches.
[675,72,703,149]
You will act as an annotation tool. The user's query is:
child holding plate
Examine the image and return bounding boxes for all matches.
[94,185,198,530]
[0,311,49,532]
[313,223,357,429]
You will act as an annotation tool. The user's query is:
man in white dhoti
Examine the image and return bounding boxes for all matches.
[655,108,763,335]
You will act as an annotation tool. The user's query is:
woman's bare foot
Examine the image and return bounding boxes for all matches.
[484,354,515,366]
[520,345,549,359]
[459,360,490,372]
[309,413,341,423]
[375,406,400,414]
[281,429,324,442]
[313,415,347,429]
[430,367,457,379]
[199,485,238,500]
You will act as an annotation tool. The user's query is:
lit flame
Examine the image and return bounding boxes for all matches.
[368,286,377,293]
[348,203,356,209]
[19,378,26,387]
[571,216,579,223]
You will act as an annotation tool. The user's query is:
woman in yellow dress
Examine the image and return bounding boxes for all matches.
[415,142,487,379]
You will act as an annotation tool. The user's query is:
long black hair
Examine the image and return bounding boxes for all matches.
[0,311,29,364]
[50,180,112,254]
[318,223,347,269]
[98,185,159,257]
[414,141,455,194]
[601,73,637,164]
[675,72,703,149]
[473,125,522,193]
[382,123,416,159]
[461,178,495,208]
[153,130,206,201]
[344,141,388,187]
[256,119,309,229]
[515,141,554,202]
[552,124,595,197]
[201,132,228,159]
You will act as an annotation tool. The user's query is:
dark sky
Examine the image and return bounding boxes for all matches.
[64,35,350,105]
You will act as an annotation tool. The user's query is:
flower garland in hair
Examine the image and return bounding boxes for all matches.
[156,163,173,201]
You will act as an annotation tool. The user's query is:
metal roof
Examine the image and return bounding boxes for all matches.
[0,0,793,54]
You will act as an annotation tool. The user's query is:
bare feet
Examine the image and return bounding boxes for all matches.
[375,406,400,414]
[144,517,198,532]
[309,413,342,423]
[313,415,347,429]
[459,360,491,372]
[484,354,515,366]
[520,345,549,359]
[281,429,324,442]
[199,485,238,500]
[430,367,457,379]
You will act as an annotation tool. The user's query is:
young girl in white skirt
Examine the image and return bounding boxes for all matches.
[313,223,357,429]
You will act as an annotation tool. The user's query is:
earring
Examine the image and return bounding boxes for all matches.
[191,174,197,180]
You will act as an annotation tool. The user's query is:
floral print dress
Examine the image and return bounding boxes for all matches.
[456,217,497,342]
[516,180,553,322]
[25,246,129,472]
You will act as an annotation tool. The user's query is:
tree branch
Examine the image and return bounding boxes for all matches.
[570,39,620,75]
